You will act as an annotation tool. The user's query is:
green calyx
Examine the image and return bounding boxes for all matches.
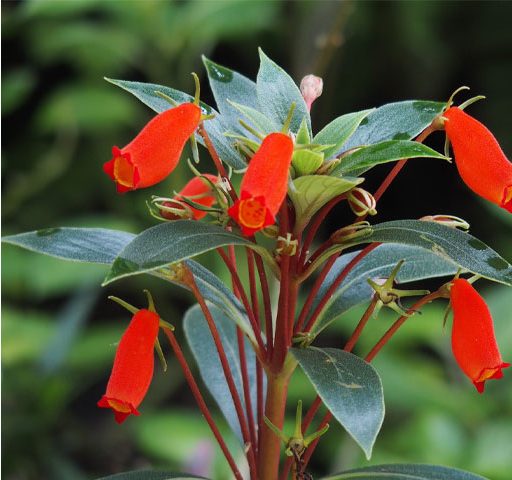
[368,260,430,317]
[264,400,329,458]
[292,149,324,177]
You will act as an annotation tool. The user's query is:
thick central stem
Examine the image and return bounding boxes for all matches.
[258,364,294,480]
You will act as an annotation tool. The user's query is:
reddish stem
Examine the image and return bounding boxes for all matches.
[255,252,273,359]
[258,371,292,480]
[162,327,243,480]
[298,195,346,269]
[237,327,258,453]
[186,270,258,479]
[217,248,266,356]
[256,354,264,451]
[362,125,436,221]
[198,122,237,202]
[272,203,291,371]
[247,249,261,327]
[301,239,334,277]
[294,255,337,335]
[302,243,381,334]
[229,242,259,460]
[343,296,378,353]
[365,291,442,362]
[286,233,300,348]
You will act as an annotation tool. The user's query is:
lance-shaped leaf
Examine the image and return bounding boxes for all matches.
[292,347,384,459]
[184,303,262,444]
[2,227,254,341]
[321,463,489,480]
[360,220,512,285]
[105,78,245,169]
[228,100,278,135]
[330,140,449,177]
[256,48,311,134]
[2,227,135,264]
[202,56,261,132]
[97,471,208,480]
[309,244,459,335]
[313,109,374,160]
[103,220,276,285]
[289,175,364,231]
[338,100,445,156]
[312,220,512,287]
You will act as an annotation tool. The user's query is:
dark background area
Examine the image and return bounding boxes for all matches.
[2,1,512,479]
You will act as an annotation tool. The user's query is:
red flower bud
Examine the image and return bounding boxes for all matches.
[443,107,512,212]
[103,103,201,193]
[98,309,160,423]
[228,133,294,236]
[161,174,219,220]
[450,278,510,393]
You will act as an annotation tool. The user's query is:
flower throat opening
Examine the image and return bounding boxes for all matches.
[114,155,136,188]
[238,197,266,229]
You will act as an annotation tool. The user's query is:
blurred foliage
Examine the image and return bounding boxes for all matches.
[2,1,511,480]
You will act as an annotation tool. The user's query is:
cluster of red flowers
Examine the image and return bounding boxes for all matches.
[98,99,509,423]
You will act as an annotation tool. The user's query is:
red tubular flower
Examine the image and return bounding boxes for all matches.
[443,107,512,212]
[103,103,201,193]
[98,309,160,423]
[228,133,294,236]
[450,278,510,393]
[161,174,219,220]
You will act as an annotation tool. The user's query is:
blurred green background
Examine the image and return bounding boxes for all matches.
[2,1,511,479]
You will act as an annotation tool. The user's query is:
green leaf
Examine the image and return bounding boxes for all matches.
[292,347,384,459]
[289,175,363,231]
[313,109,374,159]
[309,244,459,335]
[256,48,310,134]
[2,228,135,264]
[105,78,246,169]
[359,220,512,286]
[322,463,489,480]
[105,77,210,114]
[330,140,449,177]
[202,56,263,133]
[312,220,512,287]
[228,100,278,135]
[339,100,445,155]
[97,471,208,480]
[184,303,262,443]
[187,261,254,343]
[103,220,274,285]
[2,227,253,340]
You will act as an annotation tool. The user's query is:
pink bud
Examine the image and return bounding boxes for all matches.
[300,75,323,111]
